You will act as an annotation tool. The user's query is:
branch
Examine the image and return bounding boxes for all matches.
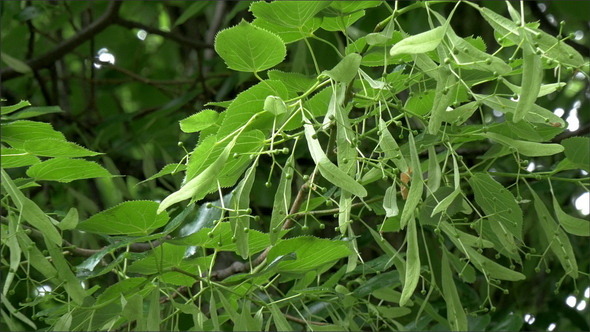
[552,123,590,143]
[114,17,212,50]
[1,1,122,81]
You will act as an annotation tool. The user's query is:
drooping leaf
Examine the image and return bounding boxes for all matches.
[442,252,468,331]
[378,119,408,172]
[138,163,187,185]
[78,201,170,236]
[469,173,523,240]
[383,182,399,218]
[215,20,286,72]
[303,119,367,197]
[513,30,543,122]
[263,95,288,116]
[476,94,565,127]
[1,169,62,245]
[552,196,590,237]
[158,139,235,213]
[269,155,294,244]
[481,132,564,157]
[530,188,578,278]
[400,216,420,306]
[390,26,446,57]
[229,160,258,259]
[400,132,423,229]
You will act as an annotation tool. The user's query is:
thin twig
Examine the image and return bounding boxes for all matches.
[114,17,212,50]
[284,313,328,326]
[1,1,122,81]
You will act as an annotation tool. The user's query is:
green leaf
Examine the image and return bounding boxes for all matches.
[270,155,294,244]
[26,158,112,183]
[1,120,66,148]
[252,17,319,44]
[477,6,520,43]
[229,160,258,259]
[354,271,401,298]
[428,65,457,134]
[304,119,367,197]
[405,89,435,117]
[1,52,31,73]
[562,137,590,172]
[476,94,565,127]
[441,101,480,125]
[179,109,219,133]
[469,173,523,240]
[169,222,273,254]
[138,163,186,185]
[446,28,511,75]
[321,53,362,84]
[22,138,101,157]
[217,80,288,138]
[533,28,585,68]
[321,10,365,31]
[215,20,286,72]
[378,119,408,172]
[59,208,79,231]
[389,26,446,57]
[383,182,399,218]
[1,169,62,245]
[440,221,494,249]
[441,252,468,331]
[266,236,351,273]
[460,245,525,281]
[529,188,578,278]
[267,70,316,92]
[250,1,330,28]
[78,201,170,236]
[44,238,87,304]
[4,105,64,120]
[553,196,590,237]
[0,147,40,168]
[96,278,147,304]
[268,303,291,331]
[481,132,564,157]
[158,139,235,213]
[263,95,288,116]
[399,216,419,306]
[3,216,21,297]
[317,159,367,197]
[513,30,543,122]
[1,100,31,115]
[16,232,58,279]
[400,132,423,229]
[174,1,209,27]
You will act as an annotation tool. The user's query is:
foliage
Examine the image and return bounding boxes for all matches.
[1,1,589,331]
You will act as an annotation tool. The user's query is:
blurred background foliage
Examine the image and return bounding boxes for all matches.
[1,1,588,330]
